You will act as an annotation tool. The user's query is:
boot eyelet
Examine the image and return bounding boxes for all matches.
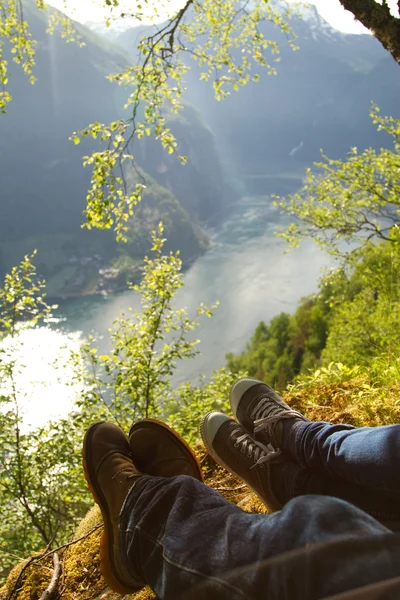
[240,447,246,454]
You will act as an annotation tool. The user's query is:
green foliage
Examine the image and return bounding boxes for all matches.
[79,223,217,429]
[275,107,400,254]
[226,291,331,390]
[321,237,400,366]
[269,104,400,387]
[290,361,363,389]
[228,235,400,389]
[0,250,54,333]
[246,102,400,383]
[293,352,400,395]
[0,0,39,113]
[165,368,242,445]
[0,0,81,113]
[1,0,296,240]
[0,253,91,579]
[285,358,400,430]
[70,0,297,239]
[0,235,222,581]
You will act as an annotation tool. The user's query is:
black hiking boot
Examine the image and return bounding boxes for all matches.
[230,378,309,448]
[200,411,284,511]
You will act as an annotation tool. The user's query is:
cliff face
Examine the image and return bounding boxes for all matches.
[136,105,228,226]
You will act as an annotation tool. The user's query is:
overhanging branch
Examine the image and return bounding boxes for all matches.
[339,0,400,64]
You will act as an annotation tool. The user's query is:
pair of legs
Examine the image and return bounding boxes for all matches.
[83,379,400,599]
[201,379,400,523]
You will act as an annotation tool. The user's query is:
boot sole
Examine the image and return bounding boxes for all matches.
[129,418,204,482]
[82,423,143,595]
[200,412,274,512]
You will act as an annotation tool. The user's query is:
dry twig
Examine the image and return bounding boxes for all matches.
[6,524,103,600]
[215,484,247,492]
[6,536,55,600]
[39,553,61,600]
[38,524,103,563]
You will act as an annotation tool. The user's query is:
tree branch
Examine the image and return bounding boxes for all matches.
[6,524,103,600]
[38,524,104,563]
[144,292,168,418]
[9,363,51,545]
[39,553,61,600]
[339,0,400,64]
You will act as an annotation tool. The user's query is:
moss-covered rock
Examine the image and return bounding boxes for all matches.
[285,377,400,428]
[0,557,51,600]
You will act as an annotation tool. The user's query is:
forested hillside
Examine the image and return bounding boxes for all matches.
[227,111,400,388]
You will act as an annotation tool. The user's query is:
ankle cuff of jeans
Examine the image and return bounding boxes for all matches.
[118,476,153,588]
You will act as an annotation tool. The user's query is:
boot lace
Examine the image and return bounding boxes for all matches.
[231,428,281,468]
[250,396,306,438]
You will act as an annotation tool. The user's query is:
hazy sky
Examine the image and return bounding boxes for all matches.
[311,0,398,33]
[49,0,399,35]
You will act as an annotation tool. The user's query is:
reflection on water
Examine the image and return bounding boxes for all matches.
[0,328,83,430]
[7,196,333,426]
[57,196,332,383]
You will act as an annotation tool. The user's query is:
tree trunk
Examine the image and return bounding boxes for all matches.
[339,0,400,65]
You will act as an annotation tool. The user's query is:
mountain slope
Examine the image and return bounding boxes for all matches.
[0,1,225,294]
[113,9,399,195]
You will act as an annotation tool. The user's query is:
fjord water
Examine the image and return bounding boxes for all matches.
[8,195,331,429]
[12,194,330,429]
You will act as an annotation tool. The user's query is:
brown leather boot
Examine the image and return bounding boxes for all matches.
[129,418,204,481]
[82,422,144,595]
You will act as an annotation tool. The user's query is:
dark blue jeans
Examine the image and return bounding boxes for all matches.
[272,422,400,524]
[284,422,400,501]
[118,423,400,599]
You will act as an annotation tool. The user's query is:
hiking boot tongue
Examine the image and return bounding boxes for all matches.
[129,419,204,481]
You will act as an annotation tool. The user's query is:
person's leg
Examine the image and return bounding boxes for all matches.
[273,460,400,528]
[282,420,400,500]
[230,378,400,501]
[119,474,400,600]
[200,411,400,526]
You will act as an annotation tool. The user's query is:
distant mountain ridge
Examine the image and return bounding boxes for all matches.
[109,8,399,195]
[2,2,399,295]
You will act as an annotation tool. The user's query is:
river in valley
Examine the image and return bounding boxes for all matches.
[7,195,333,428]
